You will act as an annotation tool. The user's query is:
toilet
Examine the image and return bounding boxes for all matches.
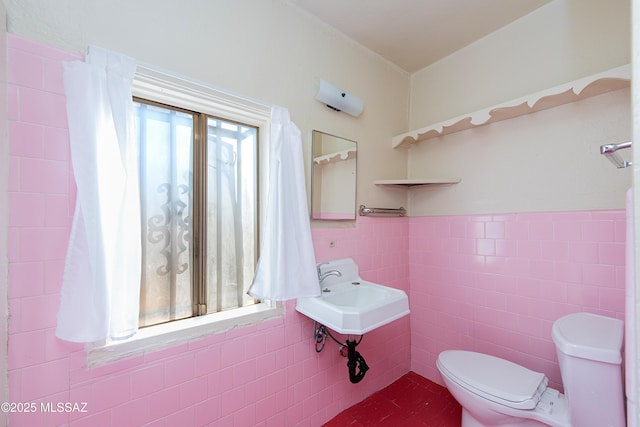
[436,312,625,427]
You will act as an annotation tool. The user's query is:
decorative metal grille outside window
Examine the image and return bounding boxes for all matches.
[135,100,258,328]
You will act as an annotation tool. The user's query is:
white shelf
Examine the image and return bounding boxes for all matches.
[392,65,631,148]
[374,178,461,187]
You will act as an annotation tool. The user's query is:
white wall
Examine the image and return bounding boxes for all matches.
[408,88,632,215]
[407,0,632,216]
[410,0,630,127]
[2,0,411,219]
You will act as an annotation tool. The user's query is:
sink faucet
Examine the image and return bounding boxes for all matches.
[320,270,342,283]
[317,263,342,292]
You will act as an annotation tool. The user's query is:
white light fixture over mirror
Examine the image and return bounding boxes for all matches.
[315,79,363,117]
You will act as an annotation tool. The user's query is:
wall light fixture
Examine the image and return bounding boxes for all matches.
[315,79,363,117]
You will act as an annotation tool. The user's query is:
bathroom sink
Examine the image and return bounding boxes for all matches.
[322,284,387,307]
[296,258,410,335]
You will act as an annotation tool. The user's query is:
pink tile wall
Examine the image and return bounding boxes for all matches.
[6,34,410,427]
[409,211,626,390]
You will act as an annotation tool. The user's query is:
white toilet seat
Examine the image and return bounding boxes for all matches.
[437,350,548,410]
[437,314,624,427]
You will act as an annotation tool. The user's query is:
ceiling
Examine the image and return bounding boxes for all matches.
[288,0,552,73]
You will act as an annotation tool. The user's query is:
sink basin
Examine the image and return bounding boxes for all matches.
[322,284,387,307]
[296,258,410,335]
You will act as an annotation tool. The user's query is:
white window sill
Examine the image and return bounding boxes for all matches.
[87,302,284,367]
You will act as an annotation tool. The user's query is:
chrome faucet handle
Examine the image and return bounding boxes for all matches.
[316,262,329,275]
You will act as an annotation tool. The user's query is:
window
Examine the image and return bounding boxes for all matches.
[88,67,282,366]
[134,99,259,328]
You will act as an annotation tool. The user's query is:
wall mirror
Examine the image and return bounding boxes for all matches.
[311,130,357,220]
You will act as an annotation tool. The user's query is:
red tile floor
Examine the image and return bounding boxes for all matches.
[323,371,462,426]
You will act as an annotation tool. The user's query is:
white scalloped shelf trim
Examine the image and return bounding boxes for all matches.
[392,64,631,148]
[374,178,461,187]
[313,148,356,165]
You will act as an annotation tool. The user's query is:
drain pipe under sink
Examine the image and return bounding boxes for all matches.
[313,322,369,383]
[346,339,369,383]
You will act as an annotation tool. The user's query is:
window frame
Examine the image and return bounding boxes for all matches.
[133,98,261,326]
[87,66,283,367]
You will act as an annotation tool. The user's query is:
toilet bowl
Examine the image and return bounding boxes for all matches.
[437,350,570,427]
[436,312,625,427]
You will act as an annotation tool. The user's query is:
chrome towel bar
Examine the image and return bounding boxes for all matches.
[359,205,406,217]
[600,141,632,168]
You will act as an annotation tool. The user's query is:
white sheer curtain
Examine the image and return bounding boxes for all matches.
[56,46,141,343]
[248,106,319,300]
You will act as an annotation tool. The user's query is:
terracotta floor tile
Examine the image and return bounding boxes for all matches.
[323,372,461,426]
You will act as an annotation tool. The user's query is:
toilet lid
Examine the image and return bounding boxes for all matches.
[437,350,548,410]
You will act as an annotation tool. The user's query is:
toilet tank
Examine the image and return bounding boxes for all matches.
[552,312,625,427]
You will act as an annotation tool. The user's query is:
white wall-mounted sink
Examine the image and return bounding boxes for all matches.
[296,258,410,335]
